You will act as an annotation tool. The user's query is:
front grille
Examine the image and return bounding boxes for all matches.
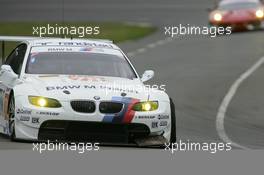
[71,100,96,113]
[99,102,123,114]
[38,120,150,143]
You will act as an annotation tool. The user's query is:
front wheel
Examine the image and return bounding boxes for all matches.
[170,98,176,143]
[8,95,16,141]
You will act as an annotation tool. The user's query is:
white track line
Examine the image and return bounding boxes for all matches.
[127,37,174,57]
[216,56,264,149]
[136,48,147,53]
[147,43,157,49]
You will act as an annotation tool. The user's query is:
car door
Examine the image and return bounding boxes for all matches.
[0,44,27,133]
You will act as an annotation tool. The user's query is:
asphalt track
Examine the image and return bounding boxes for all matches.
[0,0,264,150]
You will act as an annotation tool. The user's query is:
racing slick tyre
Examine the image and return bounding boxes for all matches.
[8,94,16,141]
[170,98,176,143]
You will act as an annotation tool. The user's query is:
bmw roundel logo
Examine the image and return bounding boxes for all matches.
[63,90,71,95]
[93,96,100,100]
[121,92,127,97]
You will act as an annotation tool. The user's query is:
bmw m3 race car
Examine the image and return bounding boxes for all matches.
[0,36,176,147]
[209,0,264,31]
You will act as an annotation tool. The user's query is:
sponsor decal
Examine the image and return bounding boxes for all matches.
[37,112,60,116]
[20,116,30,122]
[68,75,107,82]
[58,42,114,49]
[46,85,139,94]
[46,85,95,91]
[151,122,158,128]
[47,47,73,52]
[16,109,32,115]
[79,47,93,52]
[32,117,40,124]
[160,121,168,127]
[79,47,104,52]
[35,42,114,49]
[158,114,169,120]
[137,116,156,119]
[100,85,139,94]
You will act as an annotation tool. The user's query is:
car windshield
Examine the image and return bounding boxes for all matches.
[219,2,260,10]
[25,47,137,79]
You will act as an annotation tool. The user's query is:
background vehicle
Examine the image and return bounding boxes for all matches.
[209,0,264,31]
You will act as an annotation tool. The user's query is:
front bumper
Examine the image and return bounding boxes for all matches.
[14,96,171,146]
[210,20,264,31]
[38,120,150,143]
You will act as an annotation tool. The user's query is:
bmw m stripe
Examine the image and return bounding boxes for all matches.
[102,96,139,123]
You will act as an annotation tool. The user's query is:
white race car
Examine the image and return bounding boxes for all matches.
[0,36,176,147]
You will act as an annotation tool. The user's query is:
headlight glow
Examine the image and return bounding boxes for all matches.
[38,98,47,107]
[132,101,158,112]
[256,9,264,18]
[214,13,222,21]
[28,96,62,108]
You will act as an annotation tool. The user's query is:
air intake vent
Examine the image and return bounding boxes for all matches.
[99,102,123,114]
[71,100,96,113]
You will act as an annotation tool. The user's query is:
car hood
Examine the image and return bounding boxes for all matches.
[22,75,150,101]
[221,8,259,22]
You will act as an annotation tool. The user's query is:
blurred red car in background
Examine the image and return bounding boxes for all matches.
[209,0,264,31]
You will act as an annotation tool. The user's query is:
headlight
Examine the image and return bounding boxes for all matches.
[256,9,264,18]
[28,96,62,108]
[214,13,222,21]
[132,101,158,112]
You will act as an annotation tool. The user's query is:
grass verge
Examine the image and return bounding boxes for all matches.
[0,22,156,57]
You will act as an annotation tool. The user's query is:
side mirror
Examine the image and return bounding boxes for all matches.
[0,65,18,80]
[141,70,154,82]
